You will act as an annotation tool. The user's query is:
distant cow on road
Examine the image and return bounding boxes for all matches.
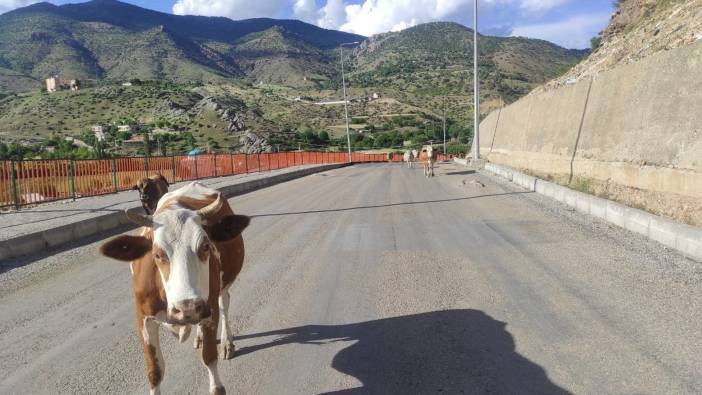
[133,174,169,214]
[418,145,436,178]
[403,150,415,168]
[100,182,250,395]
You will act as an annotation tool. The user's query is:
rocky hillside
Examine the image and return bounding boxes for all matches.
[550,0,701,88]
[350,22,585,104]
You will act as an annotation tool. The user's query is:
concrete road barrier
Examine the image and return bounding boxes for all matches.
[484,162,702,262]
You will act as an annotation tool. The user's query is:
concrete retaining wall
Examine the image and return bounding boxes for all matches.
[477,40,702,226]
[0,163,349,262]
[485,162,702,262]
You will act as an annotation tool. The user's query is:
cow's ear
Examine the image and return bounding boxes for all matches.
[209,215,250,242]
[100,235,151,261]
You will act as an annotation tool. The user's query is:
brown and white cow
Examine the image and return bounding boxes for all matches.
[418,145,436,178]
[100,182,250,395]
[133,174,170,214]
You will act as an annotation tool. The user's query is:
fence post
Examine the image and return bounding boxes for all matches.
[267,153,271,172]
[257,153,261,172]
[171,155,177,183]
[10,160,20,209]
[111,158,118,193]
[230,153,234,175]
[214,153,218,177]
[69,159,76,201]
[245,153,249,174]
[194,155,200,180]
[144,156,149,178]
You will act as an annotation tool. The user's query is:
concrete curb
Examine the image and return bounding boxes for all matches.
[0,163,350,262]
[483,162,702,262]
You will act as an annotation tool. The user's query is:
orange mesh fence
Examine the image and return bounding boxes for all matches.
[1,151,424,208]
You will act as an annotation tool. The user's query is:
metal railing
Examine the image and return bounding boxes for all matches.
[0,151,400,209]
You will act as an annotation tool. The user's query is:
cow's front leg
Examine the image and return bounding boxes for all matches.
[219,288,235,359]
[201,321,226,395]
[193,325,203,349]
[140,316,165,395]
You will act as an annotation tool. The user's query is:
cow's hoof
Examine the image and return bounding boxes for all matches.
[220,342,236,360]
[210,386,226,395]
[193,335,202,349]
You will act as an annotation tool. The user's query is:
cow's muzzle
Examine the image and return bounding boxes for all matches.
[167,299,211,325]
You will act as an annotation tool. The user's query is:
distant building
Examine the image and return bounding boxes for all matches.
[117,125,132,132]
[91,125,104,133]
[372,92,380,99]
[46,77,80,93]
[122,134,145,147]
[122,82,133,87]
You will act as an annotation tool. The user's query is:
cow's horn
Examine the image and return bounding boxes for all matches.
[197,193,223,219]
[125,208,153,228]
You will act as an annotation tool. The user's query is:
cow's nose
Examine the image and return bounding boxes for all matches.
[170,299,210,324]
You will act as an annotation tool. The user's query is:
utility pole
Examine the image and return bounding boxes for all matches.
[340,41,360,162]
[473,0,480,160]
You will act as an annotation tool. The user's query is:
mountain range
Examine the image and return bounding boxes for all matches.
[0,0,363,90]
[0,0,585,96]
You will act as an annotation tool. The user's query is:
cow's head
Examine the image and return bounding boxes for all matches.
[133,175,169,214]
[100,194,250,325]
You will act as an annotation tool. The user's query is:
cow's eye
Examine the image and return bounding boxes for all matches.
[202,243,210,252]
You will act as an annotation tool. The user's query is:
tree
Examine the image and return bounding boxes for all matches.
[318,130,330,144]
[183,132,196,150]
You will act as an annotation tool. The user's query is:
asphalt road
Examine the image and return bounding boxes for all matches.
[1,163,701,394]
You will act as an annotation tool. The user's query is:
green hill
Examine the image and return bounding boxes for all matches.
[350,22,585,104]
[0,0,363,91]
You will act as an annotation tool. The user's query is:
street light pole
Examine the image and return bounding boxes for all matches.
[442,98,447,156]
[473,0,480,160]
[340,41,359,162]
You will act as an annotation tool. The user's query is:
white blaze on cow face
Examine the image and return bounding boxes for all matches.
[152,209,212,325]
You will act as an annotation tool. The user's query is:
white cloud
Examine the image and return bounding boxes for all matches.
[317,0,347,29]
[0,0,39,14]
[519,0,571,12]
[292,0,318,23]
[172,0,288,20]
[292,0,526,37]
[332,0,475,36]
[511,13,610,48]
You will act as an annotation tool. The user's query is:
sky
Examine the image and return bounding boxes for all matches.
[0,0,615,49]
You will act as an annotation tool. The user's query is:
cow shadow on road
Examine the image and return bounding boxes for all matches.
[234,309,570,394]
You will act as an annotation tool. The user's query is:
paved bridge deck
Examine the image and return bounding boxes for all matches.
[0,164,329,242]
[0,163,700,394]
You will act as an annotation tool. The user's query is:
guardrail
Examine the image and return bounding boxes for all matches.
[0,152,398,209]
